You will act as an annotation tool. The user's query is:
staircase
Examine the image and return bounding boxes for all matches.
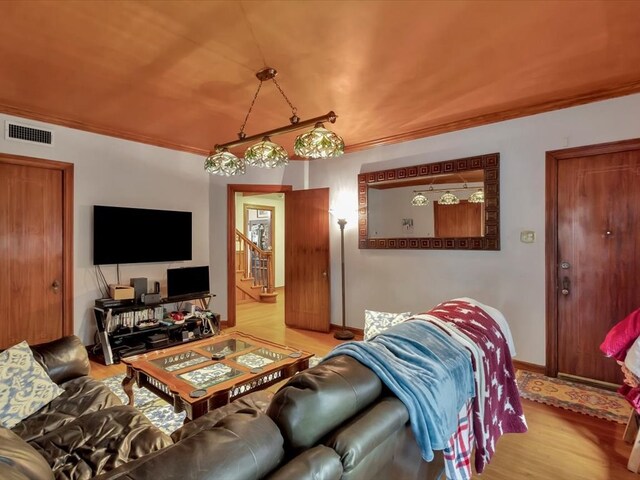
[235,229,277,304]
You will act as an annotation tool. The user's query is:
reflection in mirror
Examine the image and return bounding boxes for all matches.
[358,153,499,250]
[368,170,485,238]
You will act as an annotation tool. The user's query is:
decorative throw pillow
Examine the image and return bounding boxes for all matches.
[0,341,64,429]
[364,310,413,340]
[625,336,640,378]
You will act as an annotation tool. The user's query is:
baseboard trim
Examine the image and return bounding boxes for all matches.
[557,373,619,392]
[513,359,546,375]
[222,318,362,338]
[329,324,364,338]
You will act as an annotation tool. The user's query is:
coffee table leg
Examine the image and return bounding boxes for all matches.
[122,371,136,406]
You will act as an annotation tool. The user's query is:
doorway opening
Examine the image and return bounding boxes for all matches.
[236,197,282,306]
[226,185,331,333]
[227,185,291,329]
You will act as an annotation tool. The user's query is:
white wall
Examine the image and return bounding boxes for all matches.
[0,114,210,345]
[311,93,640,366]
[3,93,640,364]
[368,185,435,237]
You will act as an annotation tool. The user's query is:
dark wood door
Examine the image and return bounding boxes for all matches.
[434,200,483,237]
[556,148,640,383]
[284,188,330,332]
[0,161,66,348]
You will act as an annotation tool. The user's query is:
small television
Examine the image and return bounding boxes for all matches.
[93,205,192,265]
[167,266,210,298]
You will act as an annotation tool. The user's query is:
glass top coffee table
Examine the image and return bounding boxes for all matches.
[121,331,313,421]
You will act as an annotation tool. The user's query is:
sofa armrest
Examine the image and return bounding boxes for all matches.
[324,396,409,476]
[30,336,90,384]
[0,463,31,480]
[326,396,409,460]
[267,355,382,453]
[171,390,272,442]
[0,427,54,480]
[96,409,284,480]
[266,445,343,480]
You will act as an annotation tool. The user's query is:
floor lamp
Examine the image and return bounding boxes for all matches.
[334,218,354,340]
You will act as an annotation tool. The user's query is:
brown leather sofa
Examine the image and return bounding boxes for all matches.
[170,354,444,480]
[0,336,443,480]
[266,355,444,480]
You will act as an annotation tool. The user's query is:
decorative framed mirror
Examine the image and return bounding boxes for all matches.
[358,153,499,250]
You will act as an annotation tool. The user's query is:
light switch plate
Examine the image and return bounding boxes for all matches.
[520,230,535,243]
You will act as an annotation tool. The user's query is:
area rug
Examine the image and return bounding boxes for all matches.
[103,374,186,435]
[516,370,631,424]
[103,356,323,434]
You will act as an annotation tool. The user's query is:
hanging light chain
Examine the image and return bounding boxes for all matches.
[272,77,299,124]
[205,66,344,176]
[238,80,264,140]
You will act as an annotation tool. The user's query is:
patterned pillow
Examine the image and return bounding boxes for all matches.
[0,341,64,429]
[364,310,413,340]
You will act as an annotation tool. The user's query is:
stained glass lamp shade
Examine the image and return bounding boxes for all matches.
[411,192,429,206]
[204,150,246,176]
[294,123,345,159]
[244,137,289,168]
[438,191,460,205]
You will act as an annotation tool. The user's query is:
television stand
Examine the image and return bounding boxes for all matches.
[93,293,220,365]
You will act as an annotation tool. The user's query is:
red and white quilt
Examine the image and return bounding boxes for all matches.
[417,299,528,474]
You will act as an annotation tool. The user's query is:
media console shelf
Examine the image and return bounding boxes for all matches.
[93,294,220,365]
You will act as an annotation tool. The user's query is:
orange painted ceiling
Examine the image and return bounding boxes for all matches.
[1,0,640,157]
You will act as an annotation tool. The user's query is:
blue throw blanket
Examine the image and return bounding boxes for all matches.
[325,320,475,461]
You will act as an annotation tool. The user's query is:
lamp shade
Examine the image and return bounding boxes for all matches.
[244,137,289,168]
[411,192,429,206]
[468,189,485,203]
[294,123,345,159]
[438,191,460,205]
[204,150,246,176]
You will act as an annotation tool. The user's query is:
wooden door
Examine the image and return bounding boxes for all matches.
[285,188,330,332]
[0,158,72,349]
[553,143,640,384]
[434,200,483,237]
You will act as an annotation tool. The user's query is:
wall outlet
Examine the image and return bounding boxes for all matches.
[520,230,535,243]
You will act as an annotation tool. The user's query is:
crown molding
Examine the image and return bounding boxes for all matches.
[2,79,640,158]
[345,80,640,154]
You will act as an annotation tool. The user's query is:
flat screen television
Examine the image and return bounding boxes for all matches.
[167,266,210,298]
[93,205,192,265]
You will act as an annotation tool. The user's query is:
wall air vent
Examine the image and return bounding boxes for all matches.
[5,121,54,146]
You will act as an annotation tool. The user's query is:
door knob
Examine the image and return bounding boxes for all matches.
[561,276,570,296]
[51,280,60,293]
[322,271,327,278]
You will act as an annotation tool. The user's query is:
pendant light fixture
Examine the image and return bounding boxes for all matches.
[411,192,429,206]
[438,191,460,205]
[205,67,344,176]
[204,149,246,176]
[244,136,289,168]
[294,123,345,158]
[412,181,485,206]
[468,189,485,203]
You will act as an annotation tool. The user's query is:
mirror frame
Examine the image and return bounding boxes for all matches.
[358,153,500,250]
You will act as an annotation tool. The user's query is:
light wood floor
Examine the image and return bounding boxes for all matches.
[90,294,637,479]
